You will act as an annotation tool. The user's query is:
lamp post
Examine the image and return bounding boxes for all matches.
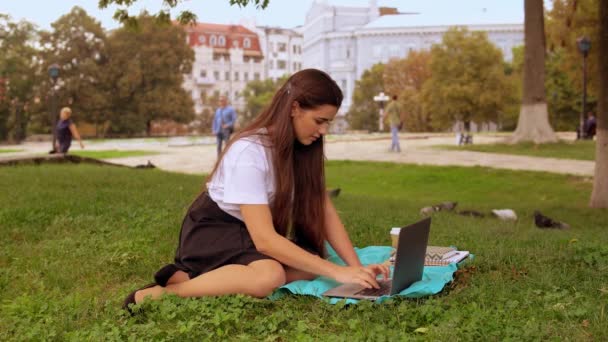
[576,36,591,140]
[373,91,389,132]
[48,64,60,153]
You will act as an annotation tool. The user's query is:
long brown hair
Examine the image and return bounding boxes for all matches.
[207,69,343,257]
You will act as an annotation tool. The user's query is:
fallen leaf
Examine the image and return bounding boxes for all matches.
[414,327,428,334]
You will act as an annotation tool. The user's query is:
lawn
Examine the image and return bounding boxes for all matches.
[0,162,606,340]
[0,148,22,153]
[437,140,596,161]
[70,149,160,159]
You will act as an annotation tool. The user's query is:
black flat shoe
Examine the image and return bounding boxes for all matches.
[122,283,158,314]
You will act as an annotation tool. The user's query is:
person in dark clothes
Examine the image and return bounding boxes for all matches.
[55,107,84,153]
[124,69,389,310]
[584,111,597,140]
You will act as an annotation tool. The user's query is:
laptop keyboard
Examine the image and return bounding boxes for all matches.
[354,280,392,297]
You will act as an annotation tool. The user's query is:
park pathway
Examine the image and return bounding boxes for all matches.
[0,133,595,176]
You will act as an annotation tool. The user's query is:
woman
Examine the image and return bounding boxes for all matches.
[55,107,84,153]
[124,69,389,309]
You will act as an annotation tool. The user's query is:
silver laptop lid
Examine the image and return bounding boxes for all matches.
[390,217,431,295]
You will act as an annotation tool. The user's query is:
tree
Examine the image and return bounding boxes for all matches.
[510,0,558,143]
[97,0,270,26]
[0,15,39,142]
[383,50,432,132]
[422,27,512,131]
[346,63,384,132]
[589,0,607,208]
[105,14,195,135]
[242,75,288,126]
[37,7,109,137]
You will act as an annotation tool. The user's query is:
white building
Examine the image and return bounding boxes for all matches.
[301,1,524,132]
[255,26,303,81]
[182,23,265,114]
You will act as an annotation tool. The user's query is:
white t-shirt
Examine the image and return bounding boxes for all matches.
[207,134,275,221]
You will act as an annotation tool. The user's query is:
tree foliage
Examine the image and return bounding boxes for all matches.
[241,75,288,126]
[104,13,195,135]
[546,0,599,102]
[35,7,109,136]
[97,0,270,26]
[383,50,432,132]
[0,15,39,142]
[347,63,385,132]
[423,27,512,131]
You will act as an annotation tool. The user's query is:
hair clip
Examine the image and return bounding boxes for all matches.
[286,82,292,95]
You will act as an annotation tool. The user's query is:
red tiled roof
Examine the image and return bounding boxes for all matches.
[182,22,262,56]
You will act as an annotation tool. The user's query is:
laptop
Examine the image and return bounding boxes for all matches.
[323,217,431,300]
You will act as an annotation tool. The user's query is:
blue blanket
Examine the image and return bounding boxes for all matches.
[270,246,461,304]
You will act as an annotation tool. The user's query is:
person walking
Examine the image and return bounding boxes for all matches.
[55,107,84,153]
[212,96,237,156]
[385,95,402,152]
[123,69,389,311]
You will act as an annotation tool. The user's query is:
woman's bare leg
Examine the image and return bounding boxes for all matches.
[135,259,286,303]
[166,270,189,285]
[284,266,317,283]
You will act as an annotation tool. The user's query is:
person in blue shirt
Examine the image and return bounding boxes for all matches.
[212,96,237,156]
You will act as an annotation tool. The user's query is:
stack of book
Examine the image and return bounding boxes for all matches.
[424,246,469,266]
[387,245,470,266]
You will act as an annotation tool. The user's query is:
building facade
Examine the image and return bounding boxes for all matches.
[255,26,303,81]
[182,23,264,115]
[301,1,524,132]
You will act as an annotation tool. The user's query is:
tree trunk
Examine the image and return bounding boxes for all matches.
[510,0,558,143]
[589,0,608,208]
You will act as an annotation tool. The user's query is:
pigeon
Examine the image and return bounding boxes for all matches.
[534,211,570,229]
[457,210,486,218]
[135,160,156,169]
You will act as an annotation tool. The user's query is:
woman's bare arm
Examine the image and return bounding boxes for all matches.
[69,124,84,148]
[240,204,383,288]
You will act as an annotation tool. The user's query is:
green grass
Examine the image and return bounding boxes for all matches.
[1,162,607,340]
[437,140,596,161]
[0,148,22,153]
[70,149,160,159]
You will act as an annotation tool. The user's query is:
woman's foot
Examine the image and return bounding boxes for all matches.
[122,283,158,313]
[134,285,165,303]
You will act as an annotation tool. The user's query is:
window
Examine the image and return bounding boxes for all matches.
[244,72,249,82]
[218,36,226,46]
[198,35,206,44]
[234,72,239,81]
[293,45,297,54]
[234,91,239,99]
[277,60,286,69]
[200,70,207,78]
[269,60,274,69]
[225,71,230,81]
[293,62,297,70]
[214,71,220,80]
[243,38,251,48]
[341,79,347,91]
[278,43,287,52]
[243,56,250,63]
[210,35,217,46]
[213,54,222,61]
[254,72,260,81]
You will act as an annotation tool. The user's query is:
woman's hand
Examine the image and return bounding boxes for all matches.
[333,263,391,289]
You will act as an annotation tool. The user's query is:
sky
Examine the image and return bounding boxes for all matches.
[2,0,526,31]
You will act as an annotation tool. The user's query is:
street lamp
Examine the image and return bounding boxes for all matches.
[373,91,389,132]
[576,36,591,140]
[48,64,60,153]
